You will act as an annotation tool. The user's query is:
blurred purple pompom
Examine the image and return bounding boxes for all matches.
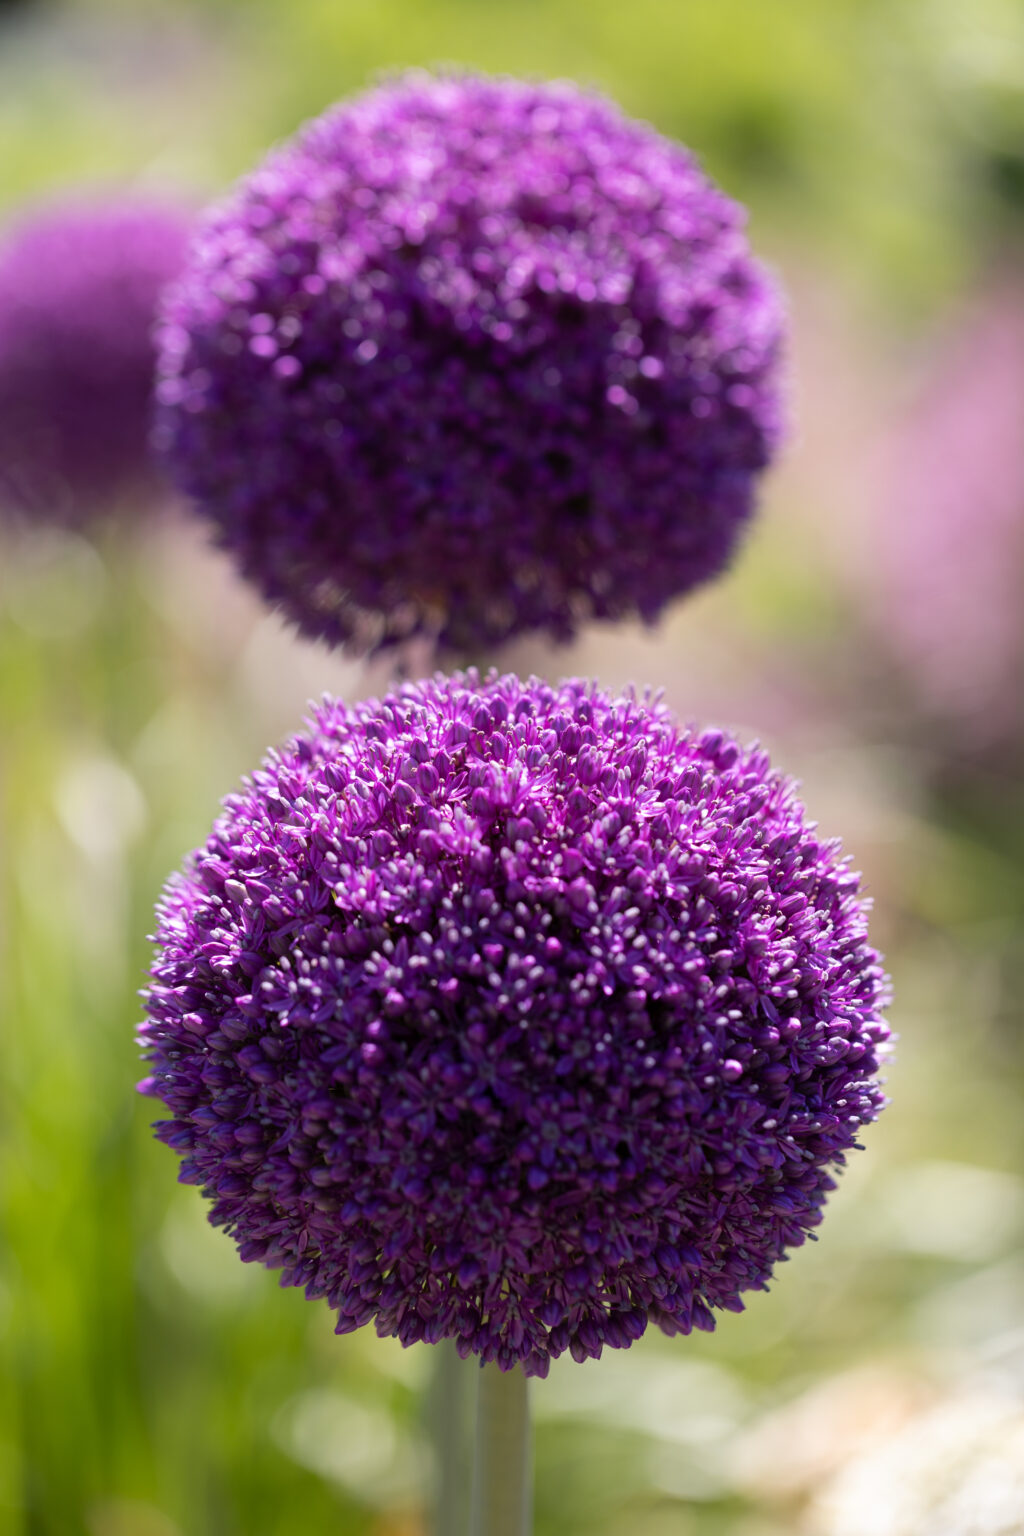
[0,195,190,523]
[874,283,1024,739]
[156,73,785,655]
[140,673,888,1375]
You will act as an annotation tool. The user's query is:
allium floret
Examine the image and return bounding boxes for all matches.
[0,196,190,521]
[155,73,785,655]
[140,674,888,1375]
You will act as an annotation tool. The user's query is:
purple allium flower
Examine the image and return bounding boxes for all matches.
[872,283,1024,738]
[155,73,784,655]
[0,196,191,522]
[140,673,888,1375]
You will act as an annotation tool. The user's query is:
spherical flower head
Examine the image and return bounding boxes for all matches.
[872,282,1024,741]
[156,73,785,655]
[0,195,191,523]
[140,673,888,1375]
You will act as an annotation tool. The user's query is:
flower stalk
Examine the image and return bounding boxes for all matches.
[469,1363,532,1536]
[428,1339,473,1536]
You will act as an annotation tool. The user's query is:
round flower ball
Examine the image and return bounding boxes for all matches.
[872,282,1024,742]
[155,73,785,656]
[0,195,191,522]
[140,674,889,1376]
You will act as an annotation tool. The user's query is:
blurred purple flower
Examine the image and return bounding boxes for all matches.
[0,195,190,523]
[874,283,1024,735]
[140,672,888,1375]
[156,72,784,656]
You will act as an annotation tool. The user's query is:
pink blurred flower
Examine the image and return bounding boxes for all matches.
[874,280,1024,738]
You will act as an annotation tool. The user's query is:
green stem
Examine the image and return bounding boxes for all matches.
[469,1363,532,1536]
[427,1339,473,1536]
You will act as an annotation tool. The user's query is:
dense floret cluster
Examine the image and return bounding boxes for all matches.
[141,674,888,1374]
[155,73,784,655]
[0,197,190,521]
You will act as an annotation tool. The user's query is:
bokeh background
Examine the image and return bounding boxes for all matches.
[3,2,1024,1533]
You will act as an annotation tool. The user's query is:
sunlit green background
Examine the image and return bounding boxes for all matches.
[3,2,1024,1533]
